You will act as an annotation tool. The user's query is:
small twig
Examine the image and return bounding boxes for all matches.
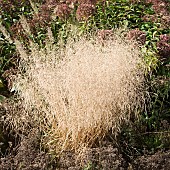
[136,131,170,136]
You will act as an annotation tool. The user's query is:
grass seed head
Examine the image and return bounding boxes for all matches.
[12,33,146,154]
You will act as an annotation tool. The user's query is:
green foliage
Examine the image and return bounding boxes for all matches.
[93,1,148,29]
[0,0,33,95]
[83,162,93,170]
[0,37,16,74]
[0,1,32,29]
[0,33,16,96]
[73,0,153,31]
[142,47,159,73]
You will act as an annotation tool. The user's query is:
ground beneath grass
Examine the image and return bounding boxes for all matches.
[0,136,170,170]
[0,103,170,170]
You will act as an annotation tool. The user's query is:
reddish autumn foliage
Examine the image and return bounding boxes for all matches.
[77,0,97,4]
[145,0,170,15]
[76,3,95,21]
[126,29,146,45]
[56,3,71,20]
[157,34,170,58]
[10,22,26,39]
[97,29,113,42]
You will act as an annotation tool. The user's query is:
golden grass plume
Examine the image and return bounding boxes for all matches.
[11,32,146,153]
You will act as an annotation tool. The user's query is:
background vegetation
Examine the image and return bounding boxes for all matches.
[0,0,170,169]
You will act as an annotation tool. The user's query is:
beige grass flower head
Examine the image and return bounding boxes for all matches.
[12,32,146,154]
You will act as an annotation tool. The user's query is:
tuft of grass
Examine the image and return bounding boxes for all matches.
[9,30,147,154]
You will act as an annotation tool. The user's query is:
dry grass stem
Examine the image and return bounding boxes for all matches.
[0,24,13,44]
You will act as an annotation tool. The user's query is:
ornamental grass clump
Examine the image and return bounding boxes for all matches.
[12,31,146,154]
